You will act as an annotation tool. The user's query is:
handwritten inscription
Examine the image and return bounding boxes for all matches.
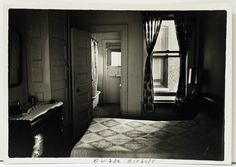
[127,159,156,164]
[93,158,120,164]
[92,158,156,164]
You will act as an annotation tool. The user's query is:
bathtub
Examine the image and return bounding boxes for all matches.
[92,91,101,109]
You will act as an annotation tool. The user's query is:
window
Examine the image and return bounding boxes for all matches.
[153,20,180,102]
[111,51,121,66]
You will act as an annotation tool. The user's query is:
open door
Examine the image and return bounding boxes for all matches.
[71,28,92,140]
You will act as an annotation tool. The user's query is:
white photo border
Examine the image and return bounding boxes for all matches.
[2,0,233,165]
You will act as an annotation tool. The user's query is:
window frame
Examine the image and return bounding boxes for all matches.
[151,19,181,103]
[106,45,121,67]
[110,50,122,67]
[153,50,180,99]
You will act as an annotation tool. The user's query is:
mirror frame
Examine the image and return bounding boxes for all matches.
[8,26,22,87]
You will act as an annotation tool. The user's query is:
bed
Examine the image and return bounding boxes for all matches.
[70,114,223,160]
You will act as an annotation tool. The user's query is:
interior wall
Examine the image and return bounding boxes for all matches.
[70,11,143,116]
[8,10,28,104]
[198,12,226,99]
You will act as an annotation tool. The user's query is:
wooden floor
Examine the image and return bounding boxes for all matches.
[146,103,198,121]
[93,103,121,118]
[92,103,197,121]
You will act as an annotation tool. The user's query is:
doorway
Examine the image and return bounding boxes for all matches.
[89,25,128,116]
[92,32,122,117]
[103,40,121,104]
[70,26,128,138]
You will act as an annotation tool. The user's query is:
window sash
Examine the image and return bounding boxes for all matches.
[153,51,180,58]
[153,52,180,100]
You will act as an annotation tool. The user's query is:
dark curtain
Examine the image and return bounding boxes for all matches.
[174,15,192,101]
[143,16,162,113]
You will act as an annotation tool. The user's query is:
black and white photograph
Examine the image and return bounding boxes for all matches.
[3,1,232,164]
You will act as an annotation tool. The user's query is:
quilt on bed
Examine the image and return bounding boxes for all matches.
[70,117,221,159]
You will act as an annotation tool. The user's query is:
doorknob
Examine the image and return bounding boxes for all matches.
[76,88,80,92]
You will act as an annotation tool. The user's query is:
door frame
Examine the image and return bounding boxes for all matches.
[88,25,128,116]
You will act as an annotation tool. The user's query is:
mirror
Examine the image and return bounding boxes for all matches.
[9,26,22,87]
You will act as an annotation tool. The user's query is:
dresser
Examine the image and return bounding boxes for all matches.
[9,102,64,157]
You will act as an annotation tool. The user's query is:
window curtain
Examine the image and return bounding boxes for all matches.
[143,16,162,113]
[174,15,192,101]
[91,39,99,97]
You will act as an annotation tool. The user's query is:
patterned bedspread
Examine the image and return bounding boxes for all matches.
[70,117,222,160]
